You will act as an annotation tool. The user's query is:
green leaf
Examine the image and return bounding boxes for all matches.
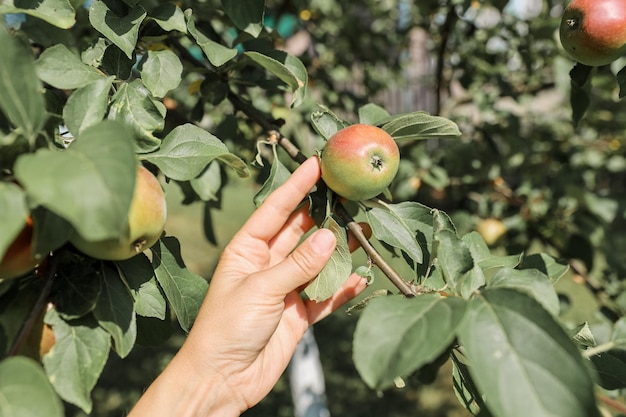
[611,316,626,348]
[185,9,237,67]
[432,229,484,299]
[519,253,569,283]
[253,146,291,207]
[118,254,167,320]
[101,44,134,80]
[43,309,111,414]
[190,160,222,202]
[0,282,40,355]
[245,49,308,106]
[108,80,164,153]
[0,183,28,260]
[353,294,467,390]
[14,120,136,241]
[139,50,183,98]
[358,103,391,126]
[88,0,146,59]
[303,216,352,302]
[51,259,103,320]
[35,44,105,89]
[589,349,626,390]
[221,0,264,37]
[488,268,560,316]
[0,0,75,29]
[365,201,423,265]
[463,232,522,270]
[151,237,208,332]
[151,3,186,33]
[63,76,114,136]
[92,263,137,358]
[81,37,108,67]
[0,25,47,138]
[310,105,349,140]
[380,112,461,141]
[144,123,248,181]
[458,288,600,417]
[0,356,63,417]
[569,63,592,126]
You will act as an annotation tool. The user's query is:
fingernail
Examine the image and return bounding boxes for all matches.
[310,229,336,255]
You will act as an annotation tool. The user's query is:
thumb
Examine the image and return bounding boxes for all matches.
[255,228,336,297]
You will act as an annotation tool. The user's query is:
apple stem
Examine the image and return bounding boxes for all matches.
[8,252,58,357]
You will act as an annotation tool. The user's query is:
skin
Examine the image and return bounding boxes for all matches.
[70,165,167,260]
[0,216,40,279]
[128,157,369,417]
[320,124,400,201]
[559,0,626,66]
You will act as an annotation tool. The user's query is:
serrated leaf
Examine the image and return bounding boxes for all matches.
[144,123,248,181]
[185,9,237,67]
[358,103,390,125]
[488,268,560,316]
[151,3,186,33]
[253,145,291,207]
[245,49,308,106]
[35,44,105,89]
[458,288,600,417]
[310,105,349,140]
[107,80,164,152]
[0,183,28,260]
[353,294,467,390]
[151,237,208,332]
[221,0,264,37]
[0,25,47,138]
[63,76,114,136]
[88,0,146,59]
[365,201,423,265]
[92,263,136,358]
[139,50,183,98]
[303,217,352,302]
[43,309,111,414]
[380,112,461,141]
[433,229,484,298]
[190,160,222,202]
[118,253,167,319]
[0,0,75,29]
[14,120,136,241]
[0,356,64,417]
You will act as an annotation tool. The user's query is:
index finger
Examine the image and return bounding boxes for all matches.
[240,156,321,242]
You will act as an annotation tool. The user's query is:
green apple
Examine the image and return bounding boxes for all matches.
[320,124,400,201]
[560,0,626,66]
[70,165,167,260]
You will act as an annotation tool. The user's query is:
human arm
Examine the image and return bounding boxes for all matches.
[128,157,368,416]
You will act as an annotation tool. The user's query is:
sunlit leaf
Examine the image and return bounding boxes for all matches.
[118,254,167,320]
[245,49,308,106]
[380,112,461,140]
[253,145,291,207]
[0,0,75,28]
[88,0,146,59]
[35,44,105,89]
[185,9,237,67]
[139,50,183,98]
[63,76,114,136]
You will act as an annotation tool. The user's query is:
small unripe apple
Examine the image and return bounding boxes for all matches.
[476,218,507,246]
[0,216,40,279]
[559,0,626,66]
[320,124,400,201]
[70,165,167,260]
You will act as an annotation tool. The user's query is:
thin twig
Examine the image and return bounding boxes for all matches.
[598,393,626,415]
[228,91,419,297]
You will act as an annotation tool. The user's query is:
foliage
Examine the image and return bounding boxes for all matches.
[2,1,626,417]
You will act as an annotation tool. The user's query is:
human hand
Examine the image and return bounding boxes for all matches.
[129,156,368,417]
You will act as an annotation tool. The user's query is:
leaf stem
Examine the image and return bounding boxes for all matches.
[8,253,58,356]
[228,91,419,297]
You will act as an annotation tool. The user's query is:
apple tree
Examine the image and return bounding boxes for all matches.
[1,1,626,417]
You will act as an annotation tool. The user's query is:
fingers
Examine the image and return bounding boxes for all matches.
[251,228,337,298]
[267,204,316,263]
[240,157,321,243]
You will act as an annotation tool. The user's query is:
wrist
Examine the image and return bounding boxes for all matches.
[128,348,245,417]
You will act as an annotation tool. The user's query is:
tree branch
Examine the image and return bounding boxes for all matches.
[228,91,419,297]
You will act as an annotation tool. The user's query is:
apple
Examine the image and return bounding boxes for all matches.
[0,216,40,280]
[476,218,507,246]
[70,165,167,260]
[559,0,626,66]
[320,124,400,201]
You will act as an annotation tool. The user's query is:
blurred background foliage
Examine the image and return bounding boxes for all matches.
[50,0,626,415]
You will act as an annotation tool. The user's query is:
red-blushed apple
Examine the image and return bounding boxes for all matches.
[70,165,167,260]
[320,124,400,201]
[0,216,41,280]
[559,0,626,66]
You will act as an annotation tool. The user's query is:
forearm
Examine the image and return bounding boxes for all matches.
[128,351,244,417]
